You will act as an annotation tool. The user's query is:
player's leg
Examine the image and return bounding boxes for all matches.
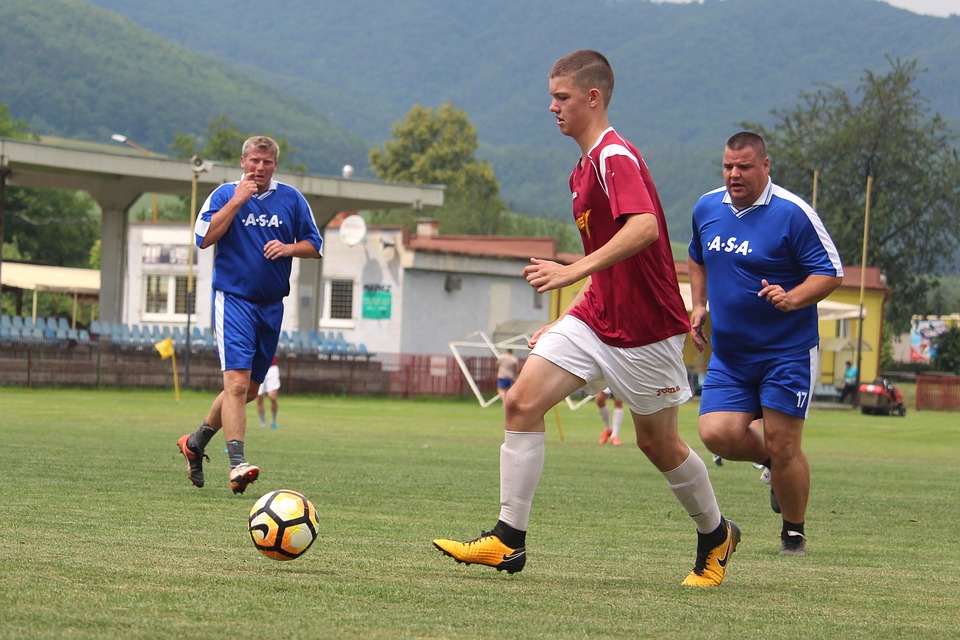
[610,397,624,445]
[631,406,739,587]
[757,348,817,555]
[613,333,737,587]
[597,390,612,444]
[256,387,267,428]
[761,408,809,555]
[433,318,591,573]
[268,389,279,429]
[697,353,767,463]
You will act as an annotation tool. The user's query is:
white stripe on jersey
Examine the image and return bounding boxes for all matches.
[771,184,845,277]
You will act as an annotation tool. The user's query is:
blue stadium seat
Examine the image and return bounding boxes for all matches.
[0,325,10,341]
[90,319,103,336]
[58,317,70,332]
[12,316,24,330]
[0,315,10,328]
[77,329,91,344]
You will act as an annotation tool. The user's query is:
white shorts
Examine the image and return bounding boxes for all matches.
[258,364,280,395]
[531,316,691,415]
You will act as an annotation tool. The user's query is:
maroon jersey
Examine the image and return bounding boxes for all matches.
[567,128,690,348]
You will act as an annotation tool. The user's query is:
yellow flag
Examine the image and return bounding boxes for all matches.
[154,337,175,360]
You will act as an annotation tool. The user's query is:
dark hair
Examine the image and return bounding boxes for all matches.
[726,131,766,159]
[549,50,614,107]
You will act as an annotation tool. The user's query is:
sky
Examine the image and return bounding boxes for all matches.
[653,0,960,17]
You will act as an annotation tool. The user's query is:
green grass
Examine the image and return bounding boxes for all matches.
[1,387,958,639]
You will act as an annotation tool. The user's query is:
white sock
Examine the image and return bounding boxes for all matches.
[598,406,610,429]
[662,447,722,534]
[498,430,545,531]
[611,408,624,438]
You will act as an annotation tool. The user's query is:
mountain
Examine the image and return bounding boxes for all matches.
[5,0,960,240]
[0,0,370,174]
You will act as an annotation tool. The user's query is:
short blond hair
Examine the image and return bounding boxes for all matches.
[241,136,280,162]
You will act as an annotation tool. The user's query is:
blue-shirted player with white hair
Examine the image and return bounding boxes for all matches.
[688,131,843,557]
[177,135,322,494]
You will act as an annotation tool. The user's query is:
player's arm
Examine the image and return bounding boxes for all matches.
[523,213,657,293]
[687,258,709,352]
[758,274,842,312]
[263,239,321,260]
[199,173,259,249]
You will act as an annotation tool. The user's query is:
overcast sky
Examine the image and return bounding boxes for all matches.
[653,0,959,17]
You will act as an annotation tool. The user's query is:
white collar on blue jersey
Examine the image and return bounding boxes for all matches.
[235,176,279,200]
[722,177,773,216]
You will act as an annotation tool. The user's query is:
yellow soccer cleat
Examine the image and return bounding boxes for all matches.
[433,531,526,574]
[681,519,740,587]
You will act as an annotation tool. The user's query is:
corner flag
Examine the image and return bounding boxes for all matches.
[154,337,180,402]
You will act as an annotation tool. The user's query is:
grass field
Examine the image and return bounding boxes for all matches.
[2,387,958,639]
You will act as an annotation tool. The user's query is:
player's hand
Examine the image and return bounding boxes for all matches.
[527,320,557,349]
[523,258,574,293]
[262,239,291,260]
[758,278,796,312]
[233,172,259,205]
[689,307,707,352]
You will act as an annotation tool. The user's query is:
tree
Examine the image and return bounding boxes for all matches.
[932,327,960,374]
[1,105,99,318]
[171,115,303,171]
[746,58,960,332]
[369,104,505,236]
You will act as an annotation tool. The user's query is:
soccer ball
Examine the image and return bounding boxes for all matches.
[248,489,319,561]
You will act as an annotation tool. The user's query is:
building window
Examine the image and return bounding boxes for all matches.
[145,275,168,314]
[323,278,355,324]
[143,274,195,319]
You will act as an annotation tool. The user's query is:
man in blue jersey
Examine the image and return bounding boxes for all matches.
[177,136,322,494]
[688,131,843,556]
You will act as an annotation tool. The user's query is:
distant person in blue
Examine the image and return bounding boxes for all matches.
[177,136,322,494]
[688,131,843,557]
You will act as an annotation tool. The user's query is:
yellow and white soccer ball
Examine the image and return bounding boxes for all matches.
[248,489,319,561]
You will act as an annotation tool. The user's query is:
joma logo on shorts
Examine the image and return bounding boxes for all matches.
[656,386,681,396]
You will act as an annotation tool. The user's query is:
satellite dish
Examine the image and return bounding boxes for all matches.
[339,215,367,247]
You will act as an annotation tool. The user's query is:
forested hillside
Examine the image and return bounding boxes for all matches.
[4,0,959,239]
[0,0,369,174]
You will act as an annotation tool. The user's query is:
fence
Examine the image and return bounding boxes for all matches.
[915,375,960,411]
[0,339,503,399]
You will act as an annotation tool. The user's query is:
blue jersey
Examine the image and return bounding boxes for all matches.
[688,179,842,359]
[195,178,323,304]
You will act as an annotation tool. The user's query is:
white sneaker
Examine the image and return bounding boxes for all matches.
[759,467,771,485]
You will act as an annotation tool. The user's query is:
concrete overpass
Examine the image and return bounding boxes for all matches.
[0,136,444,329]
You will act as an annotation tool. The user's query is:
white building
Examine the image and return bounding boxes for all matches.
[124,217,557,356]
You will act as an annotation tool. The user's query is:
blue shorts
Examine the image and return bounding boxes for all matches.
[699,347,819,419]
[213,290,283,384]
[497,377,514,390]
